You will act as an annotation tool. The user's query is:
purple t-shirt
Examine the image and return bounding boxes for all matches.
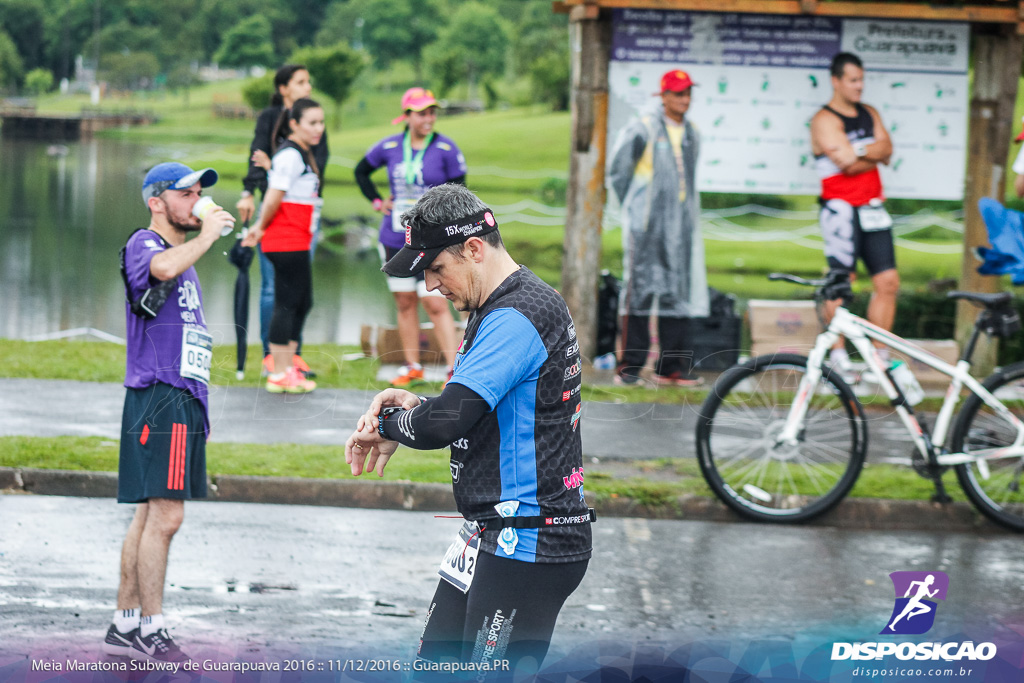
[123,229,211,433]
[363,132,467,248]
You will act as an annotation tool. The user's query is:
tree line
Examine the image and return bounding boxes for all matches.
[0,0,569,110]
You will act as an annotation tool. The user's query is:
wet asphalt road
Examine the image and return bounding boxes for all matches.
[2,494,1023,669]
[0,378,920,463]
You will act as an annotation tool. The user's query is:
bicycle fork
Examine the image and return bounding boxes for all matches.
[774,328,957,501]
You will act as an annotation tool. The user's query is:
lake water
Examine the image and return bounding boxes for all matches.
[0,137,393,347]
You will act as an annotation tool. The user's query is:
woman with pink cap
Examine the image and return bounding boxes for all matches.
[354,87,467,387]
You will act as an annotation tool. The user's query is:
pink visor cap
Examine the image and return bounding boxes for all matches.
[391,87,439,125]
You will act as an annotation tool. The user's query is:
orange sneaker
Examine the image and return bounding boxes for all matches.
[266,367,317,394]
[292,355,316,379]
[262,354,274,377]
[390,364,425,387]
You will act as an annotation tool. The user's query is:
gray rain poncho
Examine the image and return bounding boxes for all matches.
[608,106,709,318]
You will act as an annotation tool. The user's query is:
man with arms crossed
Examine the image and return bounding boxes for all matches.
[344,184,592,677]
[102,163,233,663]
[811,52,897,370]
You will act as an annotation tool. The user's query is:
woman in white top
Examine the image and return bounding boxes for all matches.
[242,98,324,394]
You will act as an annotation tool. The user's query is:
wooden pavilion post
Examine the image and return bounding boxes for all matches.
[562,4,612,361]
[959,24,1022,372]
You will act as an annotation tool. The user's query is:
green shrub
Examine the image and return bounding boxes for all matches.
[24,67,53,95]
[241,73,275,111]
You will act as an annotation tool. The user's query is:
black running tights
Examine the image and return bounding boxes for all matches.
[265,250,312,345]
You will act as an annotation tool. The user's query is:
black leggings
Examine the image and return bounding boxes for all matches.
[265,250,312,346]
[416,552,588,679]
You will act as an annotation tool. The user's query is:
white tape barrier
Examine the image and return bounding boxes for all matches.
[25,327,127,344]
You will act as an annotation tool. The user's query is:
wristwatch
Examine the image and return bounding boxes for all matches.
[372,198,384,211]
[377,407,403,439]
[853,142,868,158]
[240,190,253,199]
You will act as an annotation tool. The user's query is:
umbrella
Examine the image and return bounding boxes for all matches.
[227,227,255,379]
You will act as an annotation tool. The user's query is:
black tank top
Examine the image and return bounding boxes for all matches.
[822,103,874,144]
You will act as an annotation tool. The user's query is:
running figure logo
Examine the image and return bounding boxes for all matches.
[881,571,949,635]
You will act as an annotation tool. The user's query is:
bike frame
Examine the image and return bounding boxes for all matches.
[777,305,1024,471]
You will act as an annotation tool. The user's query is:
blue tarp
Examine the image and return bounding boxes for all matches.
[977,197,1024,285]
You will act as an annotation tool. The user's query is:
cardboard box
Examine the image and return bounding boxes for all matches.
[748,300,820,342]
[890,338,960,387]
[750,340,820,358]
[360,323,462,364]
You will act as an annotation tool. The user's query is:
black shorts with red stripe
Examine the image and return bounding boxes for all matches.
[118,382,207,503]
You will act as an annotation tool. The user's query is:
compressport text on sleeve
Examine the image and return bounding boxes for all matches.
[380,383,490,449]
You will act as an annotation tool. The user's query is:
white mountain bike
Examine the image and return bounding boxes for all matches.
[696,270,1024,530]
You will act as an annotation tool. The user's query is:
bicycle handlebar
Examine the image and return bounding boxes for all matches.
[768,270,854,303]
[768,273,827,287]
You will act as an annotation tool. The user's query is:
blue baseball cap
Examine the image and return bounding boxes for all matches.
[142,162,218,204]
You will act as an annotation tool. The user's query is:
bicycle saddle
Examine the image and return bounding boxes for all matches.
[946,291,1012,308]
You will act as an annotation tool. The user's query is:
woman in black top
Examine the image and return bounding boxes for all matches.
[235,64,329,376]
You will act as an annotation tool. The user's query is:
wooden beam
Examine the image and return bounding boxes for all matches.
[800,0,818,14]
[560,0,1019,23]
[562,10,613,361]
[958,24,1023,373]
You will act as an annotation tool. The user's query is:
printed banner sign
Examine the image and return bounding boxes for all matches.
[608,10,969,199]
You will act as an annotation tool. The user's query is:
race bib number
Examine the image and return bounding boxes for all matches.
[858,203,893,231]
[391,197,418,232]
[180,328,213,384]
[438,521,480,593]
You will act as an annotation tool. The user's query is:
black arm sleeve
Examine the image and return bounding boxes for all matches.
[353,157,382,203]
[448,174,467,187]
[242,108,279,195]
[381,383,490,450]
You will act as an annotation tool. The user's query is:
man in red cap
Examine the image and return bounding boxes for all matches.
[607,68,708,386]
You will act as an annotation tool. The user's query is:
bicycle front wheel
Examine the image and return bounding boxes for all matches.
[696,353,868,523]
[950,361,1024,531]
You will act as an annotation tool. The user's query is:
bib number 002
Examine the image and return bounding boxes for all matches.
[438,521,479,594]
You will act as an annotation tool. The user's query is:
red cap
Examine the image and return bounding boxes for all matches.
[656,69,695,95]
[1015,125,1024,143]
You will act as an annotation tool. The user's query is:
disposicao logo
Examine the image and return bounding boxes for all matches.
[831,571,997,663]
[882,571,948,635]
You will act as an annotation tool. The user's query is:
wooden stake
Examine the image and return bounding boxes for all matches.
[959,24,1022,373]
[562,9,612,361]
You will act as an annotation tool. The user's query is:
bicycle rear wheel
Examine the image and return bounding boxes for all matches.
[696,353,868,523]
[950,361,1024,531]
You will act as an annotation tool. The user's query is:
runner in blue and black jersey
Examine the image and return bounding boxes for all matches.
[344,183,592,677]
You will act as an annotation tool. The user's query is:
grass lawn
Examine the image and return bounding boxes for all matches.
[0,435,969,505]
[0,436,451,484]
